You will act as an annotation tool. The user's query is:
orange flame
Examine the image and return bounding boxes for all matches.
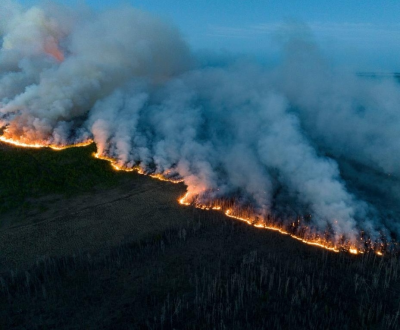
[178,193,383,256]
[93,152,183,183]
[44,40,64,62]
[0,134,388,257]
[0,135,92,150]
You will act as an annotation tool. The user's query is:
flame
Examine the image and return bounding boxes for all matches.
[179,194,341,253]
[224,208,340,253]
[179,192,191,206]
[0,134,389,257]
[178,192,388,256]
[44,40,64,62]
[349,248,358,255]
[94,153,135,171]
[94,152,183,183]
[150,173,184,183]
[0,135,92,150]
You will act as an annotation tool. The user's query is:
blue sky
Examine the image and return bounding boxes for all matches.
[19,0,400,71]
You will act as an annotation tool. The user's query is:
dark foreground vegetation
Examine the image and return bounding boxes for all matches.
[1,209,399,329]
[0,144,131,215]
[1,143,400,329]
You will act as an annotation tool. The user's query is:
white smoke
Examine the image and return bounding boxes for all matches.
[0,2,192,142]
[1,1,399,244]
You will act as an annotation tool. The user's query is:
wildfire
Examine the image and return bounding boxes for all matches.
[349,248,359,255]
[0,135,93,150]
[94,153,135,172]
[178,192,386,256]
[149,173,184,183]
[94,152,183,183]
[44,38,65,62]
[0,135,389,257]
[225,208,340,253]
[179,192,191,206]
[44,43,64,62]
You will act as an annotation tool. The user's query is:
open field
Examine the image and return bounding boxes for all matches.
[1,143,400,329]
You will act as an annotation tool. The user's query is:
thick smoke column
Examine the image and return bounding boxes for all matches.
[0,0,192,143]
[1,1,400,248]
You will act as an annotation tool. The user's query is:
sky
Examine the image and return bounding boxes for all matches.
[17,0,400,71]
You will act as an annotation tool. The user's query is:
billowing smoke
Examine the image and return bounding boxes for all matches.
[1,1,400,247]
[0,0,192,143]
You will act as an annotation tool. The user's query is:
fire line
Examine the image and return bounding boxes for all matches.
[0,136,387,257]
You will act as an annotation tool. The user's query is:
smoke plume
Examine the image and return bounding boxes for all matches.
[1,1,400,247]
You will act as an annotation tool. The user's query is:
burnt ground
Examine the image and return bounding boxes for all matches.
[0,144,400,329]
